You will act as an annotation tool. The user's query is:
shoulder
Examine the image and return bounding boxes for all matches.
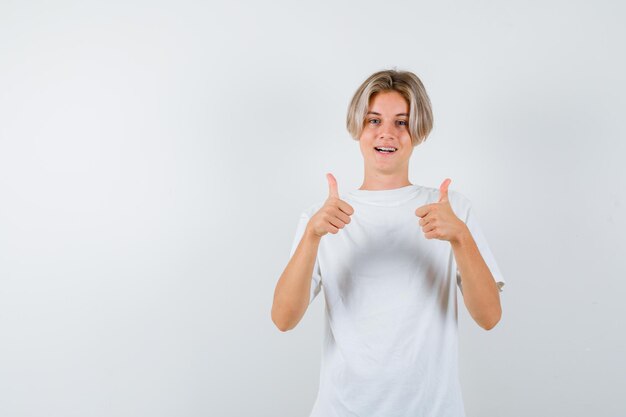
[417,184,473,216]
[448,189,472,208]
[416,185,472,207]
[447,189,473,222]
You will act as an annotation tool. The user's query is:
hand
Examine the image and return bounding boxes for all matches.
[414,178,467,243]
[306,173,355,238]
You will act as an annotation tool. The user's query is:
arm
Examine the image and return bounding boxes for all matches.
[271,225,321,332]
[451,226,502,330]
[272,173,354,332]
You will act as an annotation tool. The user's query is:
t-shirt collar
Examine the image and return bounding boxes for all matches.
[347,184,420,206]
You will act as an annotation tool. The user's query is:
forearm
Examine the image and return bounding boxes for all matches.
[271,226,321,332]
[451,226,502,330]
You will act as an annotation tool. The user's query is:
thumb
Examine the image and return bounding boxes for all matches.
[439,178,451,203]
[327,173,339,199]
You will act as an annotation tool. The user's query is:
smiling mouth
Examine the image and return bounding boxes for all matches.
[374,146,397,154]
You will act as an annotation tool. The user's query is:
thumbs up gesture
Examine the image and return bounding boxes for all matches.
[414,178,468,243]
[306,173,355,238]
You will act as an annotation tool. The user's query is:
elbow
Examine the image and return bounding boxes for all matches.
[271,312,290,332]
[481,310,502,331]
[482,320,498,331]
[273,318,292,332]
[271,307,296,332]
[271,294,308,332]
[481,296,503,331]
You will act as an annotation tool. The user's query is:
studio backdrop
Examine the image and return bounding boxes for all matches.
[0,1,624,416]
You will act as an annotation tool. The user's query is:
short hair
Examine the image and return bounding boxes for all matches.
[346,69,434,146]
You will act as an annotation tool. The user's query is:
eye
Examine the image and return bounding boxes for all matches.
[367,118,380,125]
[396,120,408,126]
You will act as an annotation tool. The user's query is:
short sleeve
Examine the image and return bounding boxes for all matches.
[289,212,323,305]
[456,203,506,295]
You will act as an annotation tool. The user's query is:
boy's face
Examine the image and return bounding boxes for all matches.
[358,90,414,176]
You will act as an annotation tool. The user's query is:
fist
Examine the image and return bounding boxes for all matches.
[414,178,467,243]
[306,173,355,238]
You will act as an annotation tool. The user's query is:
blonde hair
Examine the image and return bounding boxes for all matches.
[346,69,434,146]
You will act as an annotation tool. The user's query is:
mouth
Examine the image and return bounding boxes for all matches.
[374,146,397,155]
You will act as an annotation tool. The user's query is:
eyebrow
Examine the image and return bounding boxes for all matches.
[366,111,409,117]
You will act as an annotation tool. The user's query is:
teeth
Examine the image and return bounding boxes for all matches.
[375,147,396,152]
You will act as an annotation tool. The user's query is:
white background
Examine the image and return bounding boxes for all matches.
[1,1,625,416]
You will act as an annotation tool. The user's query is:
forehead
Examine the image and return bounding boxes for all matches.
[368,90,409,114]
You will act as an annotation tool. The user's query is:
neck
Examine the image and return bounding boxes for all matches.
[359,170,411,191]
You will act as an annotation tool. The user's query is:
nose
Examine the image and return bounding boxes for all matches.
[378,124,396,140]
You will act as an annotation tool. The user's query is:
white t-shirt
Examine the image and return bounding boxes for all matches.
[289,184,506,417]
